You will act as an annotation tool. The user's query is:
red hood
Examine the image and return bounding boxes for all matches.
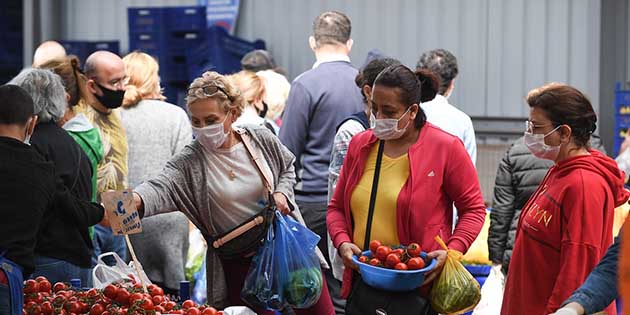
[555,149,629,207]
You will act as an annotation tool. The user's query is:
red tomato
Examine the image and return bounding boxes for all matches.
[202,307,218,315]
[182,299,196,309]
[358,255,369,263]
[407,257,426,270]
[216,311,225,315]
[101,312,110,315]
[369,258,381,266]
[53,282,67,292]
[164,301,177,311]
[115,288,131,306]
[139,297,154,310]
[406,243,421,257]
[187,307,201,315]
[23,279,39,294]
[152,294,164,305]
[149,285,164,297]
[375,245,392,261]
[35,276,47,283]
[170,310,185,315]
[65,301,81,314]
[394,262,408,270]
[369,240,382,254]
[38,280,52,293]
[89,304,105,315]
[41,301,54,315]
[129,292,144,303]
[86,288,99,298]
[103,284,118,299]
[385,253,401,268]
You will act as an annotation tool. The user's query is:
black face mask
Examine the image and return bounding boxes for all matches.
[94,83,125,109]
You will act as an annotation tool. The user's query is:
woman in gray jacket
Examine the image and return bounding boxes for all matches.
[131,71,334,314]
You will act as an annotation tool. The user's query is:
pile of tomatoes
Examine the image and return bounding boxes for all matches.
[22,276,223,315]
[357,240,427,271]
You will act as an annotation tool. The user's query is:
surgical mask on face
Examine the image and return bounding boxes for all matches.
[94,83,125,109]
[370,106,413,140]
[524,122,562,160]
[192,112,231,151]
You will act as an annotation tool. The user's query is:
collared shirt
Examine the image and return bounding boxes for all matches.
[312,53,351,69]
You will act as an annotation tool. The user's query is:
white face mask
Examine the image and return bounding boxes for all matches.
[524,122,562,160]
[192,112,231,151]
[370,106,413,140]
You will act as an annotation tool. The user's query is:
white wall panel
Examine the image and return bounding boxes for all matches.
[36,0,601,118]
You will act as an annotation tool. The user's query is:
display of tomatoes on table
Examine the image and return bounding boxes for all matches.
[21,276,225,315]
[356,240,429,271]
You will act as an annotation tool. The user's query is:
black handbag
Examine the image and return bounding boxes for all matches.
[345,140,436,315]
[209,129,276,260]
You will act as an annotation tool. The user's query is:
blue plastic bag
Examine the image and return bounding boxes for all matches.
[192,256,207,305]
[275,212,323,309]
[240,218,283,310]
[240,212,323,311]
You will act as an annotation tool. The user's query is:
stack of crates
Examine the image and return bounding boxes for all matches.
[0,1,22,83]
[60,41,120,64]
[614,82,630,157]
[128,6,207,107]
[186,26,266,81]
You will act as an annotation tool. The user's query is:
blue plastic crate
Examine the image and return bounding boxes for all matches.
[162,83,188,108]
[129,32,164,53]
[166,30,204,56]
[88,41,120,55]
[128,7,165,34]
[613,82,630,156]
[165,6,206,31]
[161,55,189,82]
[186,26,266,79]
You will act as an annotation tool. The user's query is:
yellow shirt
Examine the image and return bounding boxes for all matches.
[350,144,410,249]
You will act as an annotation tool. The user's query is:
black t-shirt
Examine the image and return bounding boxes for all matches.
[30,122,104,268]
[0,136,56,277]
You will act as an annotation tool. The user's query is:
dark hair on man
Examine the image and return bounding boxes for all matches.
[416,49,458,95]
[0,84,35,125]
[241,50,276,72]
[312,11,351,47]
[355,58,402,103]
[527,83,597,148]
[373,64,440,128]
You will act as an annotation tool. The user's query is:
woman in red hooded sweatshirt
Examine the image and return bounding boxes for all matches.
[501,83,629,315]
[327,64,487,315]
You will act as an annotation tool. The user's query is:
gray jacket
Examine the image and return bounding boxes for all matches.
[488,134,606,273]
[135,124,322,307]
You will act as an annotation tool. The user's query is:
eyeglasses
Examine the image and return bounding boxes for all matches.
[525,120,555,133]
[197,84,233,102]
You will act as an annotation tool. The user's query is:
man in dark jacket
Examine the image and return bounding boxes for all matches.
[0,84,56,315]
[9,69,104,286]
[488,134,606,274]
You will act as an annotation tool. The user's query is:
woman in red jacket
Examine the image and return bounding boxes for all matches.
[501,83,629,315]
[326,64,486,314]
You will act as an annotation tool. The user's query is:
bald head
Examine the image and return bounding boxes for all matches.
[32,41,67,67]
[84,51,124,80]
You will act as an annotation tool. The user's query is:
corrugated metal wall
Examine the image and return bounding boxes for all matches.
[29,0,601,118]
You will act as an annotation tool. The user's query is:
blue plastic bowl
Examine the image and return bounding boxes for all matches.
[352,250,437,292]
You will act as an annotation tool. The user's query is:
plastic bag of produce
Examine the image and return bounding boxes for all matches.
[275,211,323,308]
[92,252,152,289]
[430,236,481,314]
[192,255,207,305]
[240,219,283,310]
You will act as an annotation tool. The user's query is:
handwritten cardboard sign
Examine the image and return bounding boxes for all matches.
[102,189,142,235]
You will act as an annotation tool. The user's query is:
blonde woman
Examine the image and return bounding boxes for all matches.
[131,71,335,314]
[120,51,192,295]
[256,69,290,124]
[229,70,278,133]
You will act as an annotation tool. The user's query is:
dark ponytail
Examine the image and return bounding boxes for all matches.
[373,64,441,128]
[355,58,402,103]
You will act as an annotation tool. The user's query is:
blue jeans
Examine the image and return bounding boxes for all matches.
[92,224,127,266]
[30,256,92,287]
[0,283,10,315]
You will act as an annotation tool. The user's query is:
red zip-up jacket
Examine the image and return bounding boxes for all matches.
[327,123,487,297]
[501,150,629,315]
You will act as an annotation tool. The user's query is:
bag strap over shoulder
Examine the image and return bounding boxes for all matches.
[363,140,385,250]
[236,128,273,194]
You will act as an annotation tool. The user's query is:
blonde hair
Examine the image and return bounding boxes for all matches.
[227,70,265,112]
[122,51,165,107]
[186,71,244,117]
[256,70,290,120]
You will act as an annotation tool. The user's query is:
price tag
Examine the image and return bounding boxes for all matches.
[102,189,142,235]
